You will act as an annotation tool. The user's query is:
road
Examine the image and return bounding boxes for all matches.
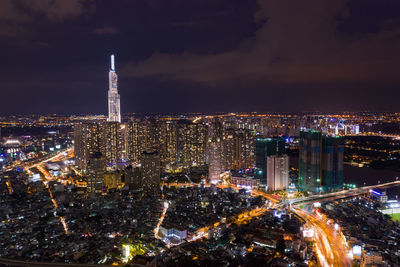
[4,147,73,172]
[250,188,280,204]
[186,206,268,243]
[160,182,280,203]
[4,178,13,195]
[294,208,351,267]
[290,180,400,206]
[157,203,269,248]
[154,201,169,241]
[23,148,74,235]
[286,181,400,266]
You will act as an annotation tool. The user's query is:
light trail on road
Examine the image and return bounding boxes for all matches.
[60,216,69,235]
[161,182,280,204]
[5,147,72,172]
[5,179,13,195]
[290,180,400,207]
[24,149,73,236]
[70,166,83,177]
[294,208,351,267]
[154,201,169,241]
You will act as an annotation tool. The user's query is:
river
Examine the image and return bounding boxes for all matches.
[344,165,400,199]
[290,156,400,199]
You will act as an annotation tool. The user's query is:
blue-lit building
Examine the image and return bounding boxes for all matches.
[254,137,285,186]
[160,225,187,241]
[299,129,344,192]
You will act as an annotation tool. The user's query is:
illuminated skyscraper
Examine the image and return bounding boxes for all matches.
[74,122,103,170]
[102,121,122,169]
[74,121,122,171]
[221,128,235,171]
[125,120,160,166]
[235,130,255,169]
[177,121,208,167]
[299,129,344,192]
[220,128,255,171]
[108,54,121,123]
[125,120,142,164]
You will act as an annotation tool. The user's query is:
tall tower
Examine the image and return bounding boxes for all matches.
[108,54,121,123]
[299,129,344,193]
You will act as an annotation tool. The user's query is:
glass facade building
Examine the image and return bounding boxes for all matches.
[299,129,344,192]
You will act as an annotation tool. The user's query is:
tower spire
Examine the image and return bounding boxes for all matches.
[107,54,121,123]
[111,54,115,71]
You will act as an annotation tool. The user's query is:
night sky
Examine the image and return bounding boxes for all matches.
[0,0,400,115]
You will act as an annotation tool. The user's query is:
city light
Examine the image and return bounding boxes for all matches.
[1,92,399,266]
[371,189,382,196]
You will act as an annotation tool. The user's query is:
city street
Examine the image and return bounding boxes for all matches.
[294,208,351,267]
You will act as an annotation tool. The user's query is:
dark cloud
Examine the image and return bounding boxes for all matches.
[0,0,399,115]
[124,0,400,86]
[0,0,94,22]
[93,26,118,35]
[0,0,95,37]
[16,0,95,21]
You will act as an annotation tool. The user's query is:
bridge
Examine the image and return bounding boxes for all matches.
[289,180,400,206]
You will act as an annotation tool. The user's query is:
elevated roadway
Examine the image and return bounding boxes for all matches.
[290,180,400,206]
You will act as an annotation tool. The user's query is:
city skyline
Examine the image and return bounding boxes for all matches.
[0,0,400,115]
[1,1,400,266]
[1,110,400,265]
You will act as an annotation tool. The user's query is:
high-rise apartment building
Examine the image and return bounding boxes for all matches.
[321,135,344,191]
[125,120,142,164]
[236,130,255,169]
[125,119,208,170]
[254,137,286,186]
[220,129,255,171]
[74,122,103,171]
[125,120,162,164]
[267,155,289,191]
[74,121,122,171]
[299,129,321,191]
[299,129,344,192]
[108,55,121,123]
[86,152,105,193]
[163,121,178,166]
[177,121,208,167]
[102,121,122,169]
[208,141,222,184]
[221,128,236,171]
[141,151,161,191]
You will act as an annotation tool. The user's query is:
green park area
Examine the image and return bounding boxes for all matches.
[390,213,400,222]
